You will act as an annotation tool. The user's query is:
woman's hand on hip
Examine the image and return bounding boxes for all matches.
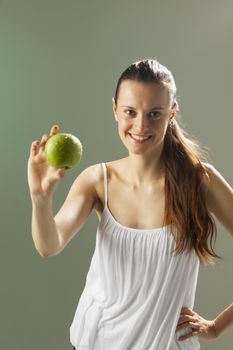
[176,306,218,341]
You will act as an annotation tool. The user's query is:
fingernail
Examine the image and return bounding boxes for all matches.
[59,168,66,176]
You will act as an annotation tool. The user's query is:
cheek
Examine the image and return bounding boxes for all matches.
[157,119,167,130]
[151,121,168,138]
[118,119,131,131]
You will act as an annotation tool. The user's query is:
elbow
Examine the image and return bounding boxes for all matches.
[38,249,50,258]
[34,240,62,258]
[37,248,56,258]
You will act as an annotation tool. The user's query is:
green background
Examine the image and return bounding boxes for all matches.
[0,0,233,349]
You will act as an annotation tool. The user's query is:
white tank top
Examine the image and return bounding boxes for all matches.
[70,162,201,350]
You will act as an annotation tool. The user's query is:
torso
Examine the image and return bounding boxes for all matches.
[93,158,167,230]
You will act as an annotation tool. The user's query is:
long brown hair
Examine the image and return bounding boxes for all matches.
[114,58,221,266]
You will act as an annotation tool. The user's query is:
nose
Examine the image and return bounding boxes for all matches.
[133,115,149,133]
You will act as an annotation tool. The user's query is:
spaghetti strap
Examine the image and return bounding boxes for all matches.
[101,162,108,208]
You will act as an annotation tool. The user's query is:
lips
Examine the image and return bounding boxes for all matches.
[129,133,152,143]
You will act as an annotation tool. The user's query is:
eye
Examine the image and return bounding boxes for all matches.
[123,109,161,119]
[149,111,161,119]
[124,109,135,117]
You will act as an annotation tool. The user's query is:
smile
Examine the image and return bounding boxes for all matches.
[129,133,152,143]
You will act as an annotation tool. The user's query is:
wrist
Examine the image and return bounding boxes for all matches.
[31,193,53,206]
[211,319,220,339]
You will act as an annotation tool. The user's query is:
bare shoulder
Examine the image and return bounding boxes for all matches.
[93,159,125,181]
[81,161,117,204]
[201,162,233,236]
[91,159,126,207]
[68,164,103,203]
[78,163,103,194]
[201,161,222,199]
[201,161,216,177]
[201,161,232,191]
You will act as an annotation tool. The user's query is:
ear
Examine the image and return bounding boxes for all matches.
[112,97,118,122]
[170,101,178,121]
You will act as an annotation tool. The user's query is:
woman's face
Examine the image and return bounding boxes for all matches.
[112,80,176,156]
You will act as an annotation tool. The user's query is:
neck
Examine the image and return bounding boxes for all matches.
[125,147,165,188]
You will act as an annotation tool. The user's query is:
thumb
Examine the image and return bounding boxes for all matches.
[57,167,66,178]
[47,167,66,187]
[44,168,66,196]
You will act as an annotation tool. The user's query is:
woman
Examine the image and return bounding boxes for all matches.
[28,58,233,349]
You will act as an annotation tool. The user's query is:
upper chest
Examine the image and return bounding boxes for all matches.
[94,162,166,230]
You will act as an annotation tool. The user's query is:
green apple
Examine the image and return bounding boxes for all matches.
[44,133,83,169]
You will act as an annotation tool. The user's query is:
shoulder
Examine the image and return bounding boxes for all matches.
[68,163,103,201]
[89,159,126,181]
[201,162,233,217]
[201,162,214,188]
[77,160,119,198]
[77,163,104,190]
[84,158,126,190]
[201,161,231,189]
[200,161,223,189]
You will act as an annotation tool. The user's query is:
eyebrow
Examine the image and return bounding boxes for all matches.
[120,105,165,110]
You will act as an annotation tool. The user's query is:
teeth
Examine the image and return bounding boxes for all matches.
[131,134,151,141]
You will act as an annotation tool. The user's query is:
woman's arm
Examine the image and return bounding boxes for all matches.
[176,163,233,341]
[28,125,99,258]
[214,303,233,337]
[30,166,98,257]
[202,163,233,336]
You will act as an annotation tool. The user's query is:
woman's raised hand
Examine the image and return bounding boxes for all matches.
[27,125,66,200]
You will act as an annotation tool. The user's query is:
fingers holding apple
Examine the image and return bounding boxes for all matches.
[28,125,67,198]
[38,124,60,155]
[49,124,60,136]
[38,134,49,155]
[29,124,60,160]
[30,140,40,157]
[28,126,83,199]
[32,123,83,170]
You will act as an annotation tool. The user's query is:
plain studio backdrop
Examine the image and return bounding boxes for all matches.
[0,0,232,349]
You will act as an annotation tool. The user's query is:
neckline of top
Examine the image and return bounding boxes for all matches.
[103,204,170,233]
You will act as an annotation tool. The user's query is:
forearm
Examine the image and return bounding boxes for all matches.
[213,303,233,338]
[31,197,61,257]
